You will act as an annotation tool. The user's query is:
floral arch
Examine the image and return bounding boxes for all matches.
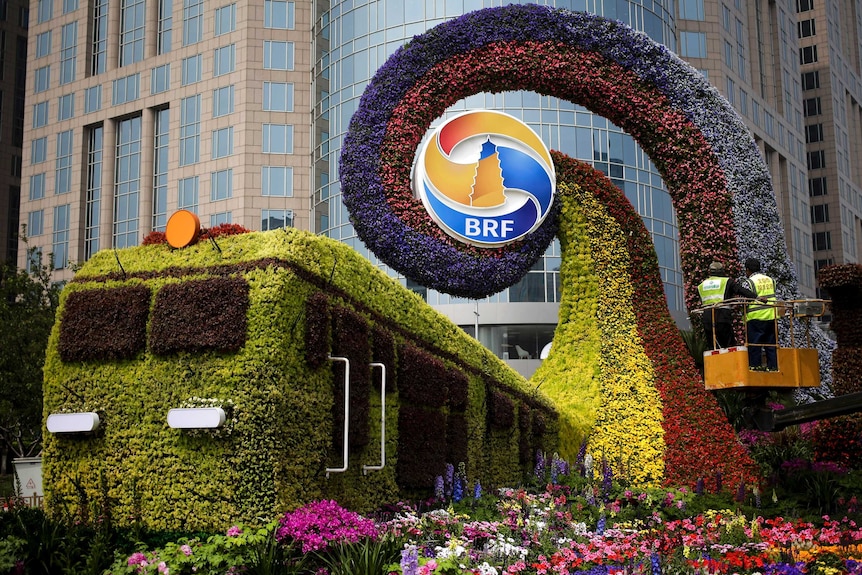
[339,4,831,488]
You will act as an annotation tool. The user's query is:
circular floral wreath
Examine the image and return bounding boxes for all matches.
[340,4,793,304]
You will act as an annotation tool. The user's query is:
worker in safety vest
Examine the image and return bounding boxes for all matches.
[697,261,757,349]
[744,258,779,370]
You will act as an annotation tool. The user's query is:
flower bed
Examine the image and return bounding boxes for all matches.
[93,477,862,575]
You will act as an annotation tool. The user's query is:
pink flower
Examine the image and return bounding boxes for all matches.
[226,525,243,537]
[180,544,192,556]
[127,552,147,566]
[157,561,169,574]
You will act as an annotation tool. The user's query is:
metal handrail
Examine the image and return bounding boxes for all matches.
[363,363,386,474]
[326,355,350,478]
[691,298,830,350]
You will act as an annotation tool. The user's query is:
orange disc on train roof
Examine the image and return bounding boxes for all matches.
[165,210,201,248]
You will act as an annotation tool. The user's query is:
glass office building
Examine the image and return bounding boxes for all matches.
[313,0,684,376]
[16,0,822,378]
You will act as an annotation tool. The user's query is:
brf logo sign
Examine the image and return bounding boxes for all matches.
[413,110,555,247]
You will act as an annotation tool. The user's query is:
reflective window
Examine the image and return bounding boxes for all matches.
[262,209,293,230]
[212,126,233,159]
[37,0,52,23]
[31,137,47,164]
[53,204,70,270]
[210,212,232,226]
[33,101,49,128]
[178,176,199,210]
[60,22,77,84]
[152,63,171,94]
[29,174,46,200]
[264,0,294,29]
[263,41,294,70]
[63,0,77,13]
[263,82,293,111]
[85,125,103,259]
[120,0,146,66]
[84,85,102,113]
[114,116,142,248]
[183,0,204,45]
[36,31,51,58]
[211,168,232,200]
[91,0,108,74]
[678,0,704,20]
[215,3,235,35]
[182,54,201,85]
[262,124,293,153]
[56,129,73,194]
[152,109,170,231]
[679,31,707,58]
[58,93,74,121]
[112,73,140,105]
[179,95,200,166]
[35,66,50,93]
[28,210,44,236]
[213,85,234,117]
[213,44,235,76]
[262,166,293,196]
[158,0,172,54]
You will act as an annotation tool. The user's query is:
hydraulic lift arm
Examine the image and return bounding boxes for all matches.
[753,391,862,432]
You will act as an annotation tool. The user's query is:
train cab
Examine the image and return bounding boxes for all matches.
[696,298,828,391]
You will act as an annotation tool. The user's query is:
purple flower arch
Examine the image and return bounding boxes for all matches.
[339,4,833,389]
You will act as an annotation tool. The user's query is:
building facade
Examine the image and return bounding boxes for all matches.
[0,0,29,265]
[17,0,315,280]
[794,0,862,296]
[15,0,855,375]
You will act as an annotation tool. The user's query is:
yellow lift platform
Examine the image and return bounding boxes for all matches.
[696,298,828,391]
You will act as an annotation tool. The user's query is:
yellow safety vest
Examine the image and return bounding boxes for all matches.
[746,273,777,321]
[698,276,728,306]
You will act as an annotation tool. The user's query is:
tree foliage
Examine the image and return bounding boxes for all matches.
[0,241,61,460]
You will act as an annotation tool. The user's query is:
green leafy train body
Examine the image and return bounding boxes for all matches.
[43,229,558,532]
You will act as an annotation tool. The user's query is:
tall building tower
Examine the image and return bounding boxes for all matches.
[793,0,862,296]
[0,1,29,265]
[677,0,815,296]
[18,0,315,282]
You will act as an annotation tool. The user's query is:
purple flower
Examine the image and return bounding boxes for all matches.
[445,463,454,498]
[534,450,546,482]
[401,545,419,575]
[226,525,242,537]
[434,475,445,500]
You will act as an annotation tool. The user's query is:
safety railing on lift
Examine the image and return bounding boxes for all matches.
[692,297,830,351]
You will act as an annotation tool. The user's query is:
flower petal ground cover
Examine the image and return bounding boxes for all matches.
[92,479,862,575]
